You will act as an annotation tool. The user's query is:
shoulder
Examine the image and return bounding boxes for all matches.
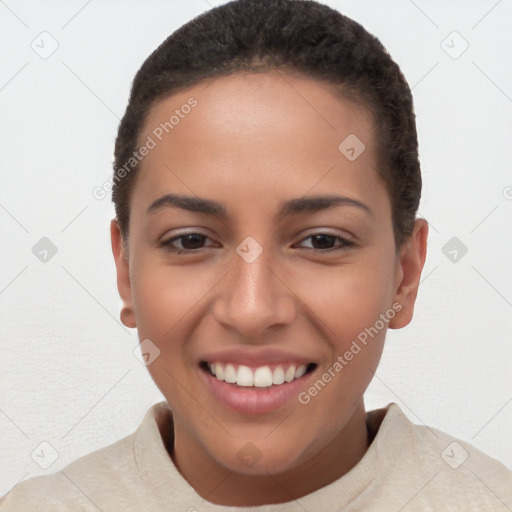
[0,433,137,511]
[0,402,171,511]
[372,403,512,510]
[0,471,83,512]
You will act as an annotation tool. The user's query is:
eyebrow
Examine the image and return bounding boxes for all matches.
[147,193,372,218]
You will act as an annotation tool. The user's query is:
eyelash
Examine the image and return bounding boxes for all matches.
[159,232,355,255]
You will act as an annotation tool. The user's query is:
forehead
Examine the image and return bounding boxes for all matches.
[132,71,388,221]
[141,71,376,147]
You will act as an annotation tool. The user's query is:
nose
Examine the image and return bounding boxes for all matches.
[212,243,297,340]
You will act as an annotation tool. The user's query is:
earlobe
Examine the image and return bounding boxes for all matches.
[110,219,136,328]
[120,306,135,327]
[388,219,429,329]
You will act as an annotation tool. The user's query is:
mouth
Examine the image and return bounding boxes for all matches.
[199,361,317,388]
[198,360,318,414]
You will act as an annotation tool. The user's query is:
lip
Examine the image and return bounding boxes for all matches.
[199,347,315,368]
[198,359,317,415]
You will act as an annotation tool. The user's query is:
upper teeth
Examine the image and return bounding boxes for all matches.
[209,363,308,387]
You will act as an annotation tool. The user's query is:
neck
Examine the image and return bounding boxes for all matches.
[170,401,370,507]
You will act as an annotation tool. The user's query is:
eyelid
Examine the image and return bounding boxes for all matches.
[159,229,356,255]
[159,230,217,250]
[296,227,354,242]
[294,231,355,251]
[160,227,212,241]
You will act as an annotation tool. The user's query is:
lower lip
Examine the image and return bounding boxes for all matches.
[200,368,314,415]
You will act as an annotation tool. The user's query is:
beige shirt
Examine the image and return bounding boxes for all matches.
[1,401,511,511]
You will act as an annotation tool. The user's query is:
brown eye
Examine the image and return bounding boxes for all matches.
[310,234,337,250]
[177,234,207,250]
[297,233,355,252]
[160,233,214,254]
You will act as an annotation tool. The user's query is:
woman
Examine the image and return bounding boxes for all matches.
[2,0,510,510]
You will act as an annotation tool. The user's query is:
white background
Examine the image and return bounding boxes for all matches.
[1,0,511,497]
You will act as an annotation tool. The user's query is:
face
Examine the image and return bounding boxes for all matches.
[112,71,427,490]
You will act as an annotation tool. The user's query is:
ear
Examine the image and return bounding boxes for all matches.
[110,219,136,328]
[388,218,428,329]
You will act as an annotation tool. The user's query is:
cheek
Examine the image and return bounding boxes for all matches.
[289,251,395,407]
[131,261,208,335]
[129,260,225,397]
[291,253,396,345]
[130,266,203,407]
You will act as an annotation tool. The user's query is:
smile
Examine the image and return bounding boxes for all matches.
[203,362,316,387]
[198,359,318,414]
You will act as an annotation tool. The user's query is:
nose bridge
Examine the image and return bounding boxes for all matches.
[213,238,295,337]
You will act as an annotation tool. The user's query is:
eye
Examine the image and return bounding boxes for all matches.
[159,231,355,255]
[159,232,216,254]
[295,232,355,252]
